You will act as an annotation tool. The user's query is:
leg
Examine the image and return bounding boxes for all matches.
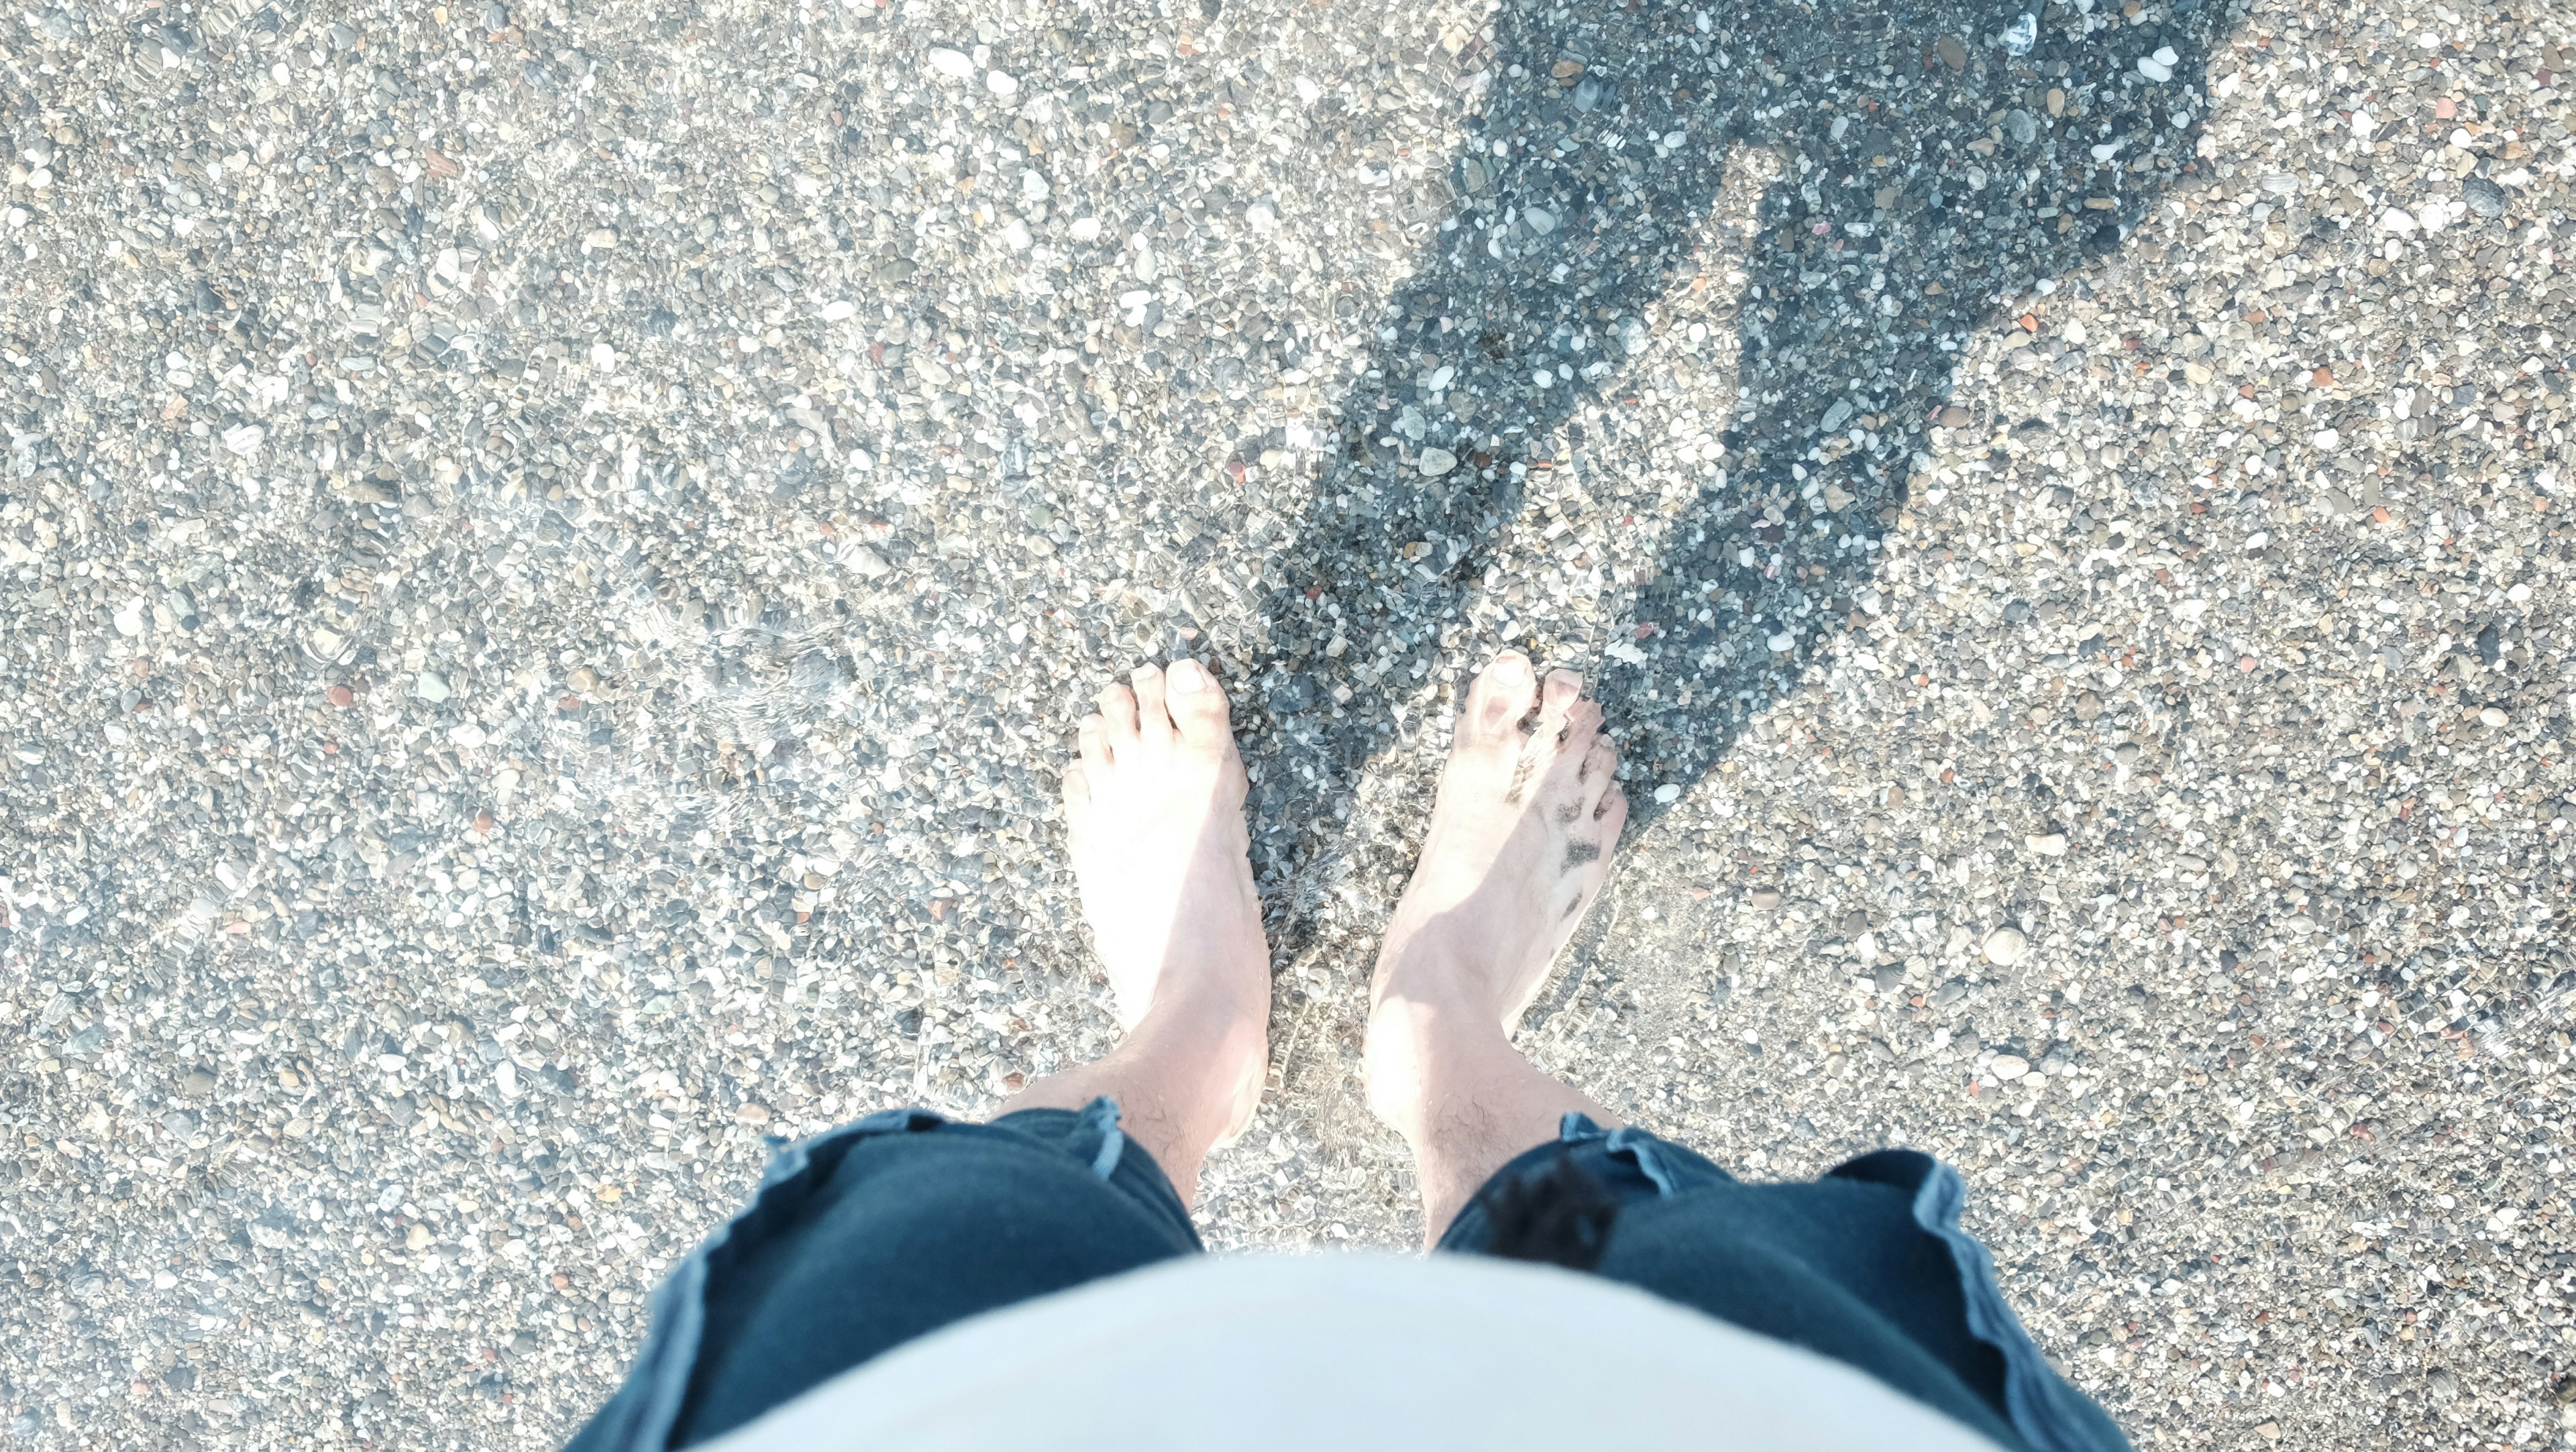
[567,659,1267,1452]
[1000,658,1271,1207]
[1362,652,1628,1243]
[628,1105,1199,1450]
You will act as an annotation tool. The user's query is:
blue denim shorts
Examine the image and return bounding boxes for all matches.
[565,1101,2127,1452]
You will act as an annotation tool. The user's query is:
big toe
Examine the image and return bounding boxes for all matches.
[1163,659,1233,750]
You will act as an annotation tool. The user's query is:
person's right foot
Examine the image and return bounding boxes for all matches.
[1016,659,1270,1176]
[1368,653,1627,1040]
[1063,661,1269,1040]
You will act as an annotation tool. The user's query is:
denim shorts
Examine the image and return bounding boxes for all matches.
[564,1101,2127,1452]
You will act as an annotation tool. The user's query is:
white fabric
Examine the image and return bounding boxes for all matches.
[700,1251,2004,1452]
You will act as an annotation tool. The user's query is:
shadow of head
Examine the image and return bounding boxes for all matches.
[1242,0,2226,867]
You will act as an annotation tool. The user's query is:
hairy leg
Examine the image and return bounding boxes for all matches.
[1362,652,1628,1242]
[1000,659,1271,1207]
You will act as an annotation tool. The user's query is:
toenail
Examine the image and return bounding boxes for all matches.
[1169,659,1208,693]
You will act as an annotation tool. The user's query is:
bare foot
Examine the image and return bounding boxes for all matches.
[1061,660,1270,1136]
[1373,653,1626,1026]
[1364,653,1625,1143]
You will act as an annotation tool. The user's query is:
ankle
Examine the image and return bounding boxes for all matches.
[1370,933,1498,1028]
[1139,960,1269,1036]
[1126,985,1269,1097]
[1134,1012,1269,1164]
[1360,991,1507,1144]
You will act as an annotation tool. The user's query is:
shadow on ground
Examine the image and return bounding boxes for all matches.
[1230,0,2226,950]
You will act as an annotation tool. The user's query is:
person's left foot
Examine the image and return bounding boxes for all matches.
[1063,661,1271,1130]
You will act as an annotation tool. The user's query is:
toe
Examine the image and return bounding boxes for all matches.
[1461,651,1538,744]
[1578,736,1625,823]
[1578,733,1619,791]
[1162,659,1233,751]
[1546,698,1603,761]
[1538,667,1585,720]
[1594,779,1629,839]
[1062,762,1093,810]
[1077,715,1113,771]
[1533,667,1585,742]
[1096,682,1142,754]
[1129,664,1177,749]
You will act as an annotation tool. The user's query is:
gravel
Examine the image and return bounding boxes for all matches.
[3,0,2573,1448]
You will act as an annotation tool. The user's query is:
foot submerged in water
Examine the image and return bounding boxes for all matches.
[1060,659,1271,1137]
[1370,651,1627,1042]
